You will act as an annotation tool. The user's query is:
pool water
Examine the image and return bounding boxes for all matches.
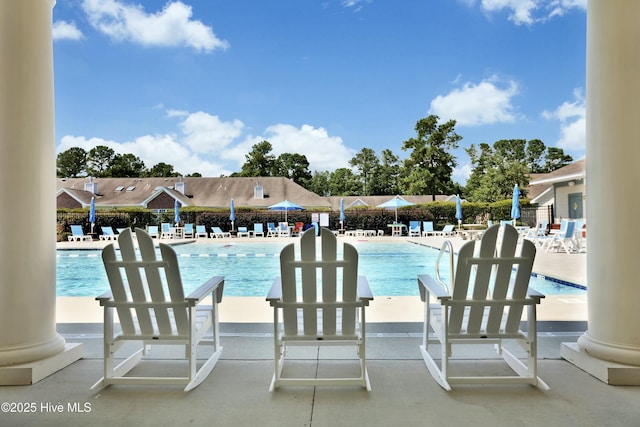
[56,241,586,297]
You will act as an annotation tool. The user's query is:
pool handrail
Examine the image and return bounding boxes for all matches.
[435,240,455,294]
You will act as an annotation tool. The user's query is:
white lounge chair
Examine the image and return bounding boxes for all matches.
[408,221,421,237]
[183,223,194,238]
[422,221,435,236]
[91,228,224,391]
[147,225,159,238]
[544,220,577,253]
[68,225,92,242]
[160,222,174,239]
[277,222,290,237]
[266,228,373,391]
[434,224,455,236]
[572,219,586,252]
[267,222,278,237]
[195,225,208,239]
[253,223,265,237]
[237,226,250,237]
[524,219,548,240]
[417,224,548,390]
[210,227,231,238]
[99,226,118,241]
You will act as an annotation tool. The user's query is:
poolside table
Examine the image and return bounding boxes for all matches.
[387,223,406,236]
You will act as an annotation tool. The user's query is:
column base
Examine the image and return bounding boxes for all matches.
[0,343,83,385]
[562,342,640,385]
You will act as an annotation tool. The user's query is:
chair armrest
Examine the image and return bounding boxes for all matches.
[417,274,450,303]
[186,275,224,304]
[527,286,546,303]
[357,276,373,303]
[266,277,282,303]
[96,291,113,305]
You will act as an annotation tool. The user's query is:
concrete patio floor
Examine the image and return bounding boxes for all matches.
[0,234,617,426]
[3,321,640,427]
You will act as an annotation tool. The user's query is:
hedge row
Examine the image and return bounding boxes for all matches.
[57,200,532,240]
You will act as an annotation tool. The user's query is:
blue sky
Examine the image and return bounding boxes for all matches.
[52,0,587,183]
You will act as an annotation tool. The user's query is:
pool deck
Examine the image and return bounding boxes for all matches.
[56,233,587,324]
[1,235,622,427]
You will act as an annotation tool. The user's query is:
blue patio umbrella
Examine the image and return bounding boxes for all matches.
[377,195,415,223]
[511,184,521,225]
[174,199,181,226]
[339,198,345,229]
[268,199,303,223]
[230,198,236,230]
[455,194,463,229]
[89,196,96,233]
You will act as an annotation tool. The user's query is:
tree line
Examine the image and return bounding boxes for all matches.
[56,114,573,203]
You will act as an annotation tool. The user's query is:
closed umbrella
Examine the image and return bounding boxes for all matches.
[339,198,345,230]
[511,184,521,226]
[174,199,181,226]
[377,195,415,223]
[230,198,236,231]
[455,194,463,230]
[268,199,303,223]
[89,196,96,234]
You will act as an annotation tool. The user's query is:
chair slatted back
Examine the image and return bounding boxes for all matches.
[280,228,358,338]
[448,224,536,336]
[102,228,189,337]
[423,221,434,232]
[71,225,85,236]
[561,220,576,238]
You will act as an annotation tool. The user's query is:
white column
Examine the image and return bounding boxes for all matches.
[0,0,81,382]
[562,0,640,382]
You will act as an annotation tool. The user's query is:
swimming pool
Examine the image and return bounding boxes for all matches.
[56,241,586,297]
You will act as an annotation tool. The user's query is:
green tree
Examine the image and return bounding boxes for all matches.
[239,141,276,177]
[370,149,401,195]
[108,153,146,177]
[146,162,179,177]
[56,147,87,177]
[307,170,331,196]
[401,115,461,200]
[86,145,115,177]
[328,168,361,196]
[465,139,531,202]
[525,139,547,173]
[273,153,312,186]
[349,148,380,196]
[544,147,573,172]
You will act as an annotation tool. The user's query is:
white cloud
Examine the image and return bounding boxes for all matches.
[81,0,229,52]
[453,162,473,184]
[262,124,354,172]
[165,109,189,118]
[429,76,520,126]
[57,132,232,177]
[542,88,585,150]
[57,112,354,177]
[178,112,244,155]
[52,20,84,41]
[464,0,586,25]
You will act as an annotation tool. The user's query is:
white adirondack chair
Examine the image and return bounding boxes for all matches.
[266,228,373,391]
[417,224,549,390]
[91,228,224,391]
